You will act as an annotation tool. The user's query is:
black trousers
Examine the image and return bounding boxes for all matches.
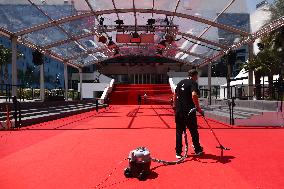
[175,112,201,154]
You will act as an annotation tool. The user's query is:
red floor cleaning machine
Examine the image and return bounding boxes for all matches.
[124,108,230,181]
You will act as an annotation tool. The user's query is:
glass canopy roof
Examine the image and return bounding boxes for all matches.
[0,0,283,68]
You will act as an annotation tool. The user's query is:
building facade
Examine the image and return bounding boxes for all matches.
[0,2,78,89]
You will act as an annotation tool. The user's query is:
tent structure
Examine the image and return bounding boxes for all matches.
[220,68,280,99]
[0,0,283,99]
[222,68,279,87]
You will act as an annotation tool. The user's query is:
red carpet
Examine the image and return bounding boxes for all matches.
[109,84,172,105]
[0,105,284,189]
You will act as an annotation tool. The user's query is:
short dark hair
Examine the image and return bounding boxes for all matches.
[188,69,198,77]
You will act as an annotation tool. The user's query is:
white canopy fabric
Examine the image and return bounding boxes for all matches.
[221,68,279,87]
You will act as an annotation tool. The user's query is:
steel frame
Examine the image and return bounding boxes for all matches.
[14,9,248,37]
[0,2,282,68]
[42,27,226,50]
[199,16,284,67]
[82,54,192,67]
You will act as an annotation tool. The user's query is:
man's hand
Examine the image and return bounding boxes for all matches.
[192,91,203,116]
[196,107,204,117]
[198,109,205,117]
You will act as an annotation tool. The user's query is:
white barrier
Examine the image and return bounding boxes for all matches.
[169,78,176,93]
[99,79,115,104]
[79,83,109,99]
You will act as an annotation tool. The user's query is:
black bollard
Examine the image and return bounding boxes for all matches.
[96,98,99,112]
[227,100,232,125]
[12,96,18,128]
[18,100,21,128]
[231,97,235,125]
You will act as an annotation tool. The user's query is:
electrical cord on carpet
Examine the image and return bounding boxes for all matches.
[94,158,128,189]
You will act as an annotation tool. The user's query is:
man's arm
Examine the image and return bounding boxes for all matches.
[192,91,202,113]
[191,82,203,116]
[172,93,177,108]
[172,85,178,110]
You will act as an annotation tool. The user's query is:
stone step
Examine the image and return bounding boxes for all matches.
[0,103,96,120]
[0,104,105,127]
[0,103,105,125]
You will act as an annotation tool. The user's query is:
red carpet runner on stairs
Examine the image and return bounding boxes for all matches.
[109,84,173,105]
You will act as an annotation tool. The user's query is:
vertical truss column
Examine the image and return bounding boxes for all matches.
[11,37,17,97]
[40,63,45,101]
[64,62,68,101]
[280,27,284,112]
[208,63,212,105]
[79,68,83,100]
[226,61,232,99]
[248,44,254,100]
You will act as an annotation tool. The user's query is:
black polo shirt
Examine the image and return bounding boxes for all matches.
[175,78,199,113]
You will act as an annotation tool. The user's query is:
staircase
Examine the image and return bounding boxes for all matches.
[109,84,173,105]
[0,100,105,128]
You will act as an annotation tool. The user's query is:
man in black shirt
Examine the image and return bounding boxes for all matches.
[173,69,204,158]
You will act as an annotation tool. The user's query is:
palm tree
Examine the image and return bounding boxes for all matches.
[0,44,12,95]
[244,0,284,100]
[0,44,24,95]
[269,0,284,81]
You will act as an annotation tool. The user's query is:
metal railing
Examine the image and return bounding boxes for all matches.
[0,84,25,102]
[0,96,22,129]
[0,84,82,102]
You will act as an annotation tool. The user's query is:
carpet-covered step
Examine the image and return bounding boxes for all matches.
[109,84,173,105]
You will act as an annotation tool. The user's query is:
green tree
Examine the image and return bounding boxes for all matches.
[244,0,284,100]
[0,44,12,95]
[269,0,284,80]
[0,44,24,94]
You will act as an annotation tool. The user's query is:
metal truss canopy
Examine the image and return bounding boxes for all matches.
[14,9,249,37]
[0,0,282,68]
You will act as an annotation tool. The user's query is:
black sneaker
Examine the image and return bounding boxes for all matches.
[195,147,204,156]
[176,153,182,159]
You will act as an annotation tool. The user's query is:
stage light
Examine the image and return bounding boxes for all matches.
[147,18,156,26]
[132,32,140,38]
[157,40,167,49]
[115,19,124,25]
[130,32,141,43]
[114,49,120,56]
[165,34,174,44]
[107,37,116,47]
[98,35,107,43]
[115,19,124,30]
[164,16,170,26]
[99,17,104,26]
